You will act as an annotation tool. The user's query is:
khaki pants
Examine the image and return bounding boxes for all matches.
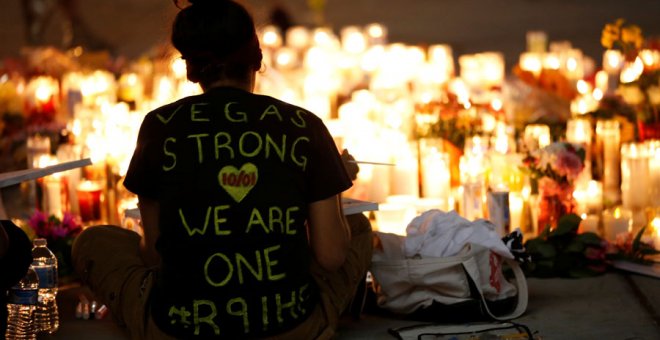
[72,214,373,340]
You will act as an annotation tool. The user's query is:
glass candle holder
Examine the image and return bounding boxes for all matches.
[595,119,621,204]
[620,142,650,211]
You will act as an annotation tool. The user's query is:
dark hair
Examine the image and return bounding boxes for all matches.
[172,0,263,87]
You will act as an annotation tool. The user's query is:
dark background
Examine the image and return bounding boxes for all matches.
[1,0,659,71]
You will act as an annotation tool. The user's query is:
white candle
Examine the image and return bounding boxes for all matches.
[586,180,603,213]
[646,140,660,206]
[519,52,543,77]
[509,192,524,231]
[566,118,593,185]
[579,213,600,234]
[44,176,63,218]
[391,152,419,197]
[340,26,367,54]
[595,70,609,93]
[421,148,451,203]
[603,50,624,74]
[260,25,283,49]
[596,120,621,203]
[365,23,388,45]
[524,124,551,152]
[526,31,547,53]
[621,143,650,211]
[374,202,414,236]
[602,207,632,242]
[286,26,311,50]
[651,217,660,251]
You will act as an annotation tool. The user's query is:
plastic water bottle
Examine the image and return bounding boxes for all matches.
[5,266,39,340]
[31,238,60,334]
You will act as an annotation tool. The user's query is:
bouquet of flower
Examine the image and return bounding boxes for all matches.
[601,18,644,62]
[524,214,609,278]
[523,142,586,232]
[522,141,586,192]
[25,210,83,280]
[608,225,660,264]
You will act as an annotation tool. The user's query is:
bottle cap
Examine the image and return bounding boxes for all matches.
[34,238,47,246]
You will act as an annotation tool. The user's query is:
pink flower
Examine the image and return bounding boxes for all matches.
[555,150,584,180]
[27,210,82,240]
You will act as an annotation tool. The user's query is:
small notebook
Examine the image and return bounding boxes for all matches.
[0,158,92,188]
[342,197,379,215]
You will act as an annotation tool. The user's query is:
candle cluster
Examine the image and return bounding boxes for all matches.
[0,22,658,245]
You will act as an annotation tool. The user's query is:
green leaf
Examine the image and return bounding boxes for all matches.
[525,238,557,259]
[565,240,585,253]
[575,232,604,246]
[631,226,646,251]
[553,213,582,236]
[535,243,558,259]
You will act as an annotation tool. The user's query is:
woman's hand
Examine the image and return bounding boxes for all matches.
[341,149,359,181]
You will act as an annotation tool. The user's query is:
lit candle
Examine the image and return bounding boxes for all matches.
[286,26,311,50]
[526,31,547,53]
[390,145,419,197]
[647,140,660,206]
[596,120,621,203]
[603,50,624,74]
[620,142,650,210]
[428,44,454,79]
[620,57,644,84]
[274,47,298,70]
[25,76,59,115]
[519,52,543,77]
[420,144,451,205]
[639,49,660,68]
[365,23,388,45]
[509,192,524,231]
[585,180,603,214]
[579,213,600,234]
[651,217,660,251]
[603,50,623,94]
[602,206,632,242]
[26,135,51,169]
[44,175,63,218]
[340,26,367,54]
[594,70,609,93]
[77,180,103,223]
[524,124,551,152]
[374,202,413,236]
[260,25,283,49]
[566,118,593,184]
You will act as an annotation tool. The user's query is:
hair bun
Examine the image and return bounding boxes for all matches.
[189,0,231,5]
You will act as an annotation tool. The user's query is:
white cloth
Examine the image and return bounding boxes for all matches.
[404,209,513,259]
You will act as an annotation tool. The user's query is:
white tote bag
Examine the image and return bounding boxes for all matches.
[369,232,528,320]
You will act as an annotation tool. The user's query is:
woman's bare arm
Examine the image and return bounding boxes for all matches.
[137,196,161,266]
[307,194,351,272]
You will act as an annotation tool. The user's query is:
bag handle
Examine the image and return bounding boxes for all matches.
[461,257,528,321]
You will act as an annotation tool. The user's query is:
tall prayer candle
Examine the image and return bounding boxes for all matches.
[566,118,593,185]
[523,124,551,152]
[420,143,451,204]
[44,175,63,218]
[620,143,650,210]
[647,140,660,206]
[596,120,621,203]
[602,206,632,242]
[77,180,103,223]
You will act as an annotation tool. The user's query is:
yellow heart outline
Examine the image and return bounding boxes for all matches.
[218,163,259,203]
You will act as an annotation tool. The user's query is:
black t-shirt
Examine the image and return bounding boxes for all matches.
[1,220,33,335]
[124,87,352,338]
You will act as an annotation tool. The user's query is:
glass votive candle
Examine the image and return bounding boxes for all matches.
[602,206,633,242]
[77,180,103,223]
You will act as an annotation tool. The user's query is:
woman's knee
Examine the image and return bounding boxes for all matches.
[345,213,372,236]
